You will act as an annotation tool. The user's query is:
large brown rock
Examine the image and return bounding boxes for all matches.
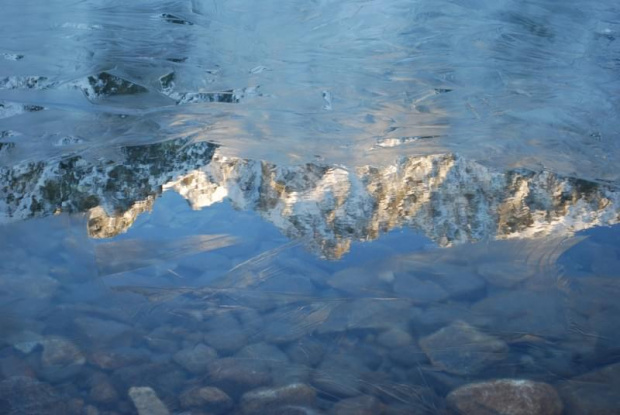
[447,379,563,415]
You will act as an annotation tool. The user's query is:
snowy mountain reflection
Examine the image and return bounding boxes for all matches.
[1,139,617,258]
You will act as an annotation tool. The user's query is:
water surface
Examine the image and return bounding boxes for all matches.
[1,0,619,414]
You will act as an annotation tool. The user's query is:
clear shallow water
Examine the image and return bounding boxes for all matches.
[1,1,619,414]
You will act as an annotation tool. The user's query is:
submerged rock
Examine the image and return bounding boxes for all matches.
[74,316,134,345]
[477,262,534,287]
[472,290,568,339]
[89,373,119,404]
[388,344,428,367]
[557,362,620,414]
[179,386,233,414]
[240,383,317,414]
[41,336,85,368]
[311,368,361,398]
[311,353,372,398]
[419,320,508,375]
[38,336,86,381]
[447,379,563,415]
[393,273,450,304]
[204,327,248,354]
[377,328,413,349]
[432,270,486,300]
[206,357,272,396]
[286,337,325,367]
[0,376,69,414]
[173,343,218,373]
[112,362,184,396]
[331,395,383,415]
[273,364,312,386]
[88,348,150,370]
[328,267,391,295]
[128,386,170,415]
[317,298,411,334]
[237,342,290,371]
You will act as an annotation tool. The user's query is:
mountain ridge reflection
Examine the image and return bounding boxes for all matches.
[1,138,617,259]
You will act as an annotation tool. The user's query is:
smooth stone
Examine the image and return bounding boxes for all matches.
[317,298,411,334]
[328,267,391,295]
[128,386,170,415]
[274,256,331,286]
[74,316,134,345]
[203,311,243,332]
[178,252,232,275]
[273,364,312,386]
[41,336,86,368]
[240,383,317,414]
[447,379,563,415]
[419,320,508,375]
[145,326,179,353]
[89,373,119,404]
[286,337,325,367]
[347,344,383,371]
[409,304,491,335]
[311,354,370,398]
[568,276,620,319]
[88,348,151,370]
[263,318,312,344]
[234,307,265,333]
[204,328,248,354]
[377,328,413,349]
[237,342,290,368]
[330,395,382,415]
[569,277,620,358]
[256,273,316,297]
[408,366,467,395]
[262,301,338,344]
[206,357,272,397]
[311,368,361,398]
[477,262,534,287]
[557,362,620,414]
[388,344,428,367]
[393,273,450,304]
[112,362,185,395]
[472,290,568,339]
[173,343,218,373]
[432,270,486,300]
[179,386,233,414]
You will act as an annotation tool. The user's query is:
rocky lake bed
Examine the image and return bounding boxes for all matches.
[1,226,619,415]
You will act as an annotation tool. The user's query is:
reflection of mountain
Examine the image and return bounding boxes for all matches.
[167,152,619,258]
[1,141,617,258]
[0,138,216,238]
